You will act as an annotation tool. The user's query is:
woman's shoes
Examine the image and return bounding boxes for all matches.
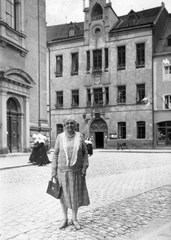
[71,219,81,230]
[59,219,68,229]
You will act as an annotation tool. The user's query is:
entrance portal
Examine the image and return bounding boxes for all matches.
[7,98,19,153]
[90,118,108,149]
[157,121,171,146]
[95,132,104,148]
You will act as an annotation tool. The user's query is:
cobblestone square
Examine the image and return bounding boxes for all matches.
[0,150,171,240]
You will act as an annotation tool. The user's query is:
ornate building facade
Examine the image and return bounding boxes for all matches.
[47,0,171,149]
[0,0,50,154]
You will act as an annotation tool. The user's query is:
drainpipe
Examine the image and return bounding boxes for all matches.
[48,46,51,148]
[152,26,155,149]
[37,0,41,130]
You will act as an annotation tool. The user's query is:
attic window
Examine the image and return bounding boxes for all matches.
[91,3,103,21]
[69,28,74,37]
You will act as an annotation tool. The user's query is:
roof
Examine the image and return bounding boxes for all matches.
[47,5,163,42]
[47,22,84,42]
[155,14,171,54]
[111,6,162,31]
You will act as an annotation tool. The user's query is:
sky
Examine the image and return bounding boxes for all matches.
[46,0,171,26]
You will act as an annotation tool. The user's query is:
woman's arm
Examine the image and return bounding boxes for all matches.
[81,136,89,175]
[51,136,60,178]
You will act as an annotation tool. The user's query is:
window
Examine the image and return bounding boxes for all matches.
[136,43,145,68]
[71,90,79,107]
[71,53,78,75]
[91,3,103,21]
[118,122,126,139]
[69,28,74,37]
[136,84,145,104]
[105,48,109,71]
[93,88,103,105]
[86,51,90,73]
[117,86,126,104]
[164,95,171,109]
[6,0,17,30]
[56,124,63,136]
[93,50,102,71]
[117,46,125,70]
[56,91,63,108]
[56,56,63,77]
[87,89,91,106]
[105,87,109,105]
[137,121,145,139]
[164,65,171,81]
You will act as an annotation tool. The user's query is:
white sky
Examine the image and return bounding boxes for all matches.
[46,0,171,26]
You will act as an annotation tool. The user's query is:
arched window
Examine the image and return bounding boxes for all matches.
[7,98,18,112]
[91,3,103,21]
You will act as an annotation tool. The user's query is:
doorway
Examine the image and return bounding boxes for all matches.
[7,98,19,153]
[95,132,104,148]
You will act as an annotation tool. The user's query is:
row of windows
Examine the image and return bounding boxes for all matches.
[56,84,146,108]
[56,121,146,139]
[55,44,145,77]
[56,86,171,109]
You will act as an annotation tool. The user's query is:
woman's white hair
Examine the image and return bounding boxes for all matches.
[63,116,77,128]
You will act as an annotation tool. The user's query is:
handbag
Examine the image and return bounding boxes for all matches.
[46,178,61,199]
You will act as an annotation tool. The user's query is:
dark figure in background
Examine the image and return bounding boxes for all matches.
[117,136,123,150]
[29,134,51,166]
[85,138,93,156]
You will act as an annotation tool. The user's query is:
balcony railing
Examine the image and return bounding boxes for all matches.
[117,98,126,104]
[136,61,145,68]
[117,64,125,70]
[71,103,79,108]
[55,72,62,77]
[55,104,63,109]
[71,70,78,76]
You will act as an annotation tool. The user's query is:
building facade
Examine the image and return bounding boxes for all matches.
[0,0,50,154]
[153,14,171,148]
[47,0,170,149]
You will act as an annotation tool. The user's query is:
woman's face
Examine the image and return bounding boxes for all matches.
[65,120,75,133]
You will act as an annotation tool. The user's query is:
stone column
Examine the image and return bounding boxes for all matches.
[0,0,5,21]
[0,91,8,154]
[23,97,30,152]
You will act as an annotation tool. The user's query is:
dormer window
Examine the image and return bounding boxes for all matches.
[91,3,103,21]
[69,28,74,37]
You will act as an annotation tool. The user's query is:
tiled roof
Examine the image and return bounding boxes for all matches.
[47,6,163,42]
[111,6,162,31]
[47,22,84,42]
[155,14,171,54]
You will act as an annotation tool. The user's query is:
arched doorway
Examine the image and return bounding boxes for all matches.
[7,98,19,153]
[90,118,108,149]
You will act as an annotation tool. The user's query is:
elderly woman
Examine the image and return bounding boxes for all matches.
[51,117,90,230]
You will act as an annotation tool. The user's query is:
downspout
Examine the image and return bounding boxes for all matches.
[48,46,51,148]
[38,0,41,130]
[152,26,155,149]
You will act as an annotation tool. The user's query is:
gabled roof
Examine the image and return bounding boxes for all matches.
[47,5,164,42]
[111,6,162,31]
[47,22,84,42]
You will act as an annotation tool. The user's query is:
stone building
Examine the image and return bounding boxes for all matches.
[0,0,50,154]
[47,0,170,149]
[153,14,171,148]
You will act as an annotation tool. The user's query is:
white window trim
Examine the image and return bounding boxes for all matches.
[163,94,171,110]
[162,58,171,82]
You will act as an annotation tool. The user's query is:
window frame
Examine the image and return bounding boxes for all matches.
[136,84,145,104]
[136,43,145,68]
[117,46,126,70]
[163,65,171,82]
[93,49,102,71]
[56,124,63,136]
[118,122,126,139]
[71,89,79,107]
[105,48,109,71]
[105,87,109,105]
[86,51,90,73]
[164,95,171,110]
[55,55,63,77]
[56,91,63,108]
[87,89,91,106]
[71,53,79,76]
[93,88,103,105]
[6,0,17,30]
[137,121,146,139]
[117,86,126,104]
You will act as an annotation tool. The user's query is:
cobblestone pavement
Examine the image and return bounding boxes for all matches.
[0,151,171,240]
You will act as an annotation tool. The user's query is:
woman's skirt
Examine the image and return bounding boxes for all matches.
[57,169,90,209]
